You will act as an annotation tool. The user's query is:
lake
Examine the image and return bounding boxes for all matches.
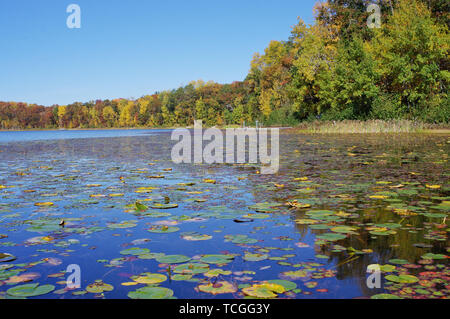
[0,129,448,299]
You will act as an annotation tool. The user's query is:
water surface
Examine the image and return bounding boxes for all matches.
[0,130,448,299]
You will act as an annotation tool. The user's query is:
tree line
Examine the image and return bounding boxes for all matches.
[1,0,448,129]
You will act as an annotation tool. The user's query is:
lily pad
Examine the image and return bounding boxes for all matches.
[128,286,174,299]
[243,253,269,262]
[242,283,285,298]
[281,270,309,279]
[173,263,210,274]
[225,234,258,244]
[199,254,235,265]
[248,202,281,213]
[120,247,150,256]
[131,273,167,284]
[385,274,419,284]
[266,280,297,291]
[151,203,178,209]
[156,254,191,264]
[388,259,409,265]
[316,233,347,242]
[371,294,403,299]
[148,225,180,233]
[181,232,212,241]
[421,253,447,260]
[135,201,148,212]
[0,253,16,262]
[86,280,114,293]
[204,269,232,277]
[7,283,55,297]
[197,281,237,295]
[107,220,137,229]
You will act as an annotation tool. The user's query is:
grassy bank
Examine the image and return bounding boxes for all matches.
[289,120,450,134]
[1,120,449,134]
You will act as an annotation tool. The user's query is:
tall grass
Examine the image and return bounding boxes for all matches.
[292,120,448,133]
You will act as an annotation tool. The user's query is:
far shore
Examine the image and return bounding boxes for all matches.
[0,120,449,134]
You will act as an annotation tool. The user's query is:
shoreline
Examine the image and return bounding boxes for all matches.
[0,121,449,134]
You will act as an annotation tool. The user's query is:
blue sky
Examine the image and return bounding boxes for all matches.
[0,0,317,106]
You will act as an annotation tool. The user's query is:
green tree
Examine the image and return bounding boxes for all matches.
[317,36,379,119]
[369,0,449,118]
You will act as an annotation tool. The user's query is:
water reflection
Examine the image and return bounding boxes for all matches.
[0,131,448,299]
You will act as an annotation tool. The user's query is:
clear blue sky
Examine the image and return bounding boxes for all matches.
[0,0,317,106]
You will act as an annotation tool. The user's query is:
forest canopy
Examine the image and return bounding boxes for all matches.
[1,0,449,129]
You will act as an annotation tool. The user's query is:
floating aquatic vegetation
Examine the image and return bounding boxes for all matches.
[148,225,180,233]
[120,247,150,256]
[242,283,285,298]
[128,286,174,299]
[86,280,114,293]
[151,203,179,209]
[7,283,55,297]
[0,253,16,262]
[173,263,210,275]
[130,273,167,284]
[199,254,235,265]
[197,281,237,295]
[224,234,258,244]
[0,131,448,299]
[204,269,232,277]
[156,255,191,264]
[385,275,419,284]
[180,232,212,241]
[107,220,137,229]
[243,253,269,262]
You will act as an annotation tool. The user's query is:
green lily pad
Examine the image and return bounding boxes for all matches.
[242,283,285,298]
[305,281,318,289]
[128,286,174,299]
[243,253,269,262]
[225,234,258,244]
[0,253,16,262]
[421,253,447,260]
[131,273,167,284]
[151,203,178,209]
[120,247,150,256]
[204,269,232,277]
[316,233,347,242]
[281,270,309,279]
[330,225,358,234]
[369,229,396,236]
[135,201,148,212]
[266,280,297,291]
[198,281,237,295]
[242,213,270,219]
[388,259,409,265]
[171,274,193,281]
[26,219,61,233]
[86,280,114,293]
[385,275,419,284]
[199,254,235,265]
[108,220,137,229]
[181,232,212,241]
[7,283,55,297]
[371,294,403,299]
[173,263,210,274]
[156,254,191,264]
[248,202,281,213]
[148,225,180,233]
